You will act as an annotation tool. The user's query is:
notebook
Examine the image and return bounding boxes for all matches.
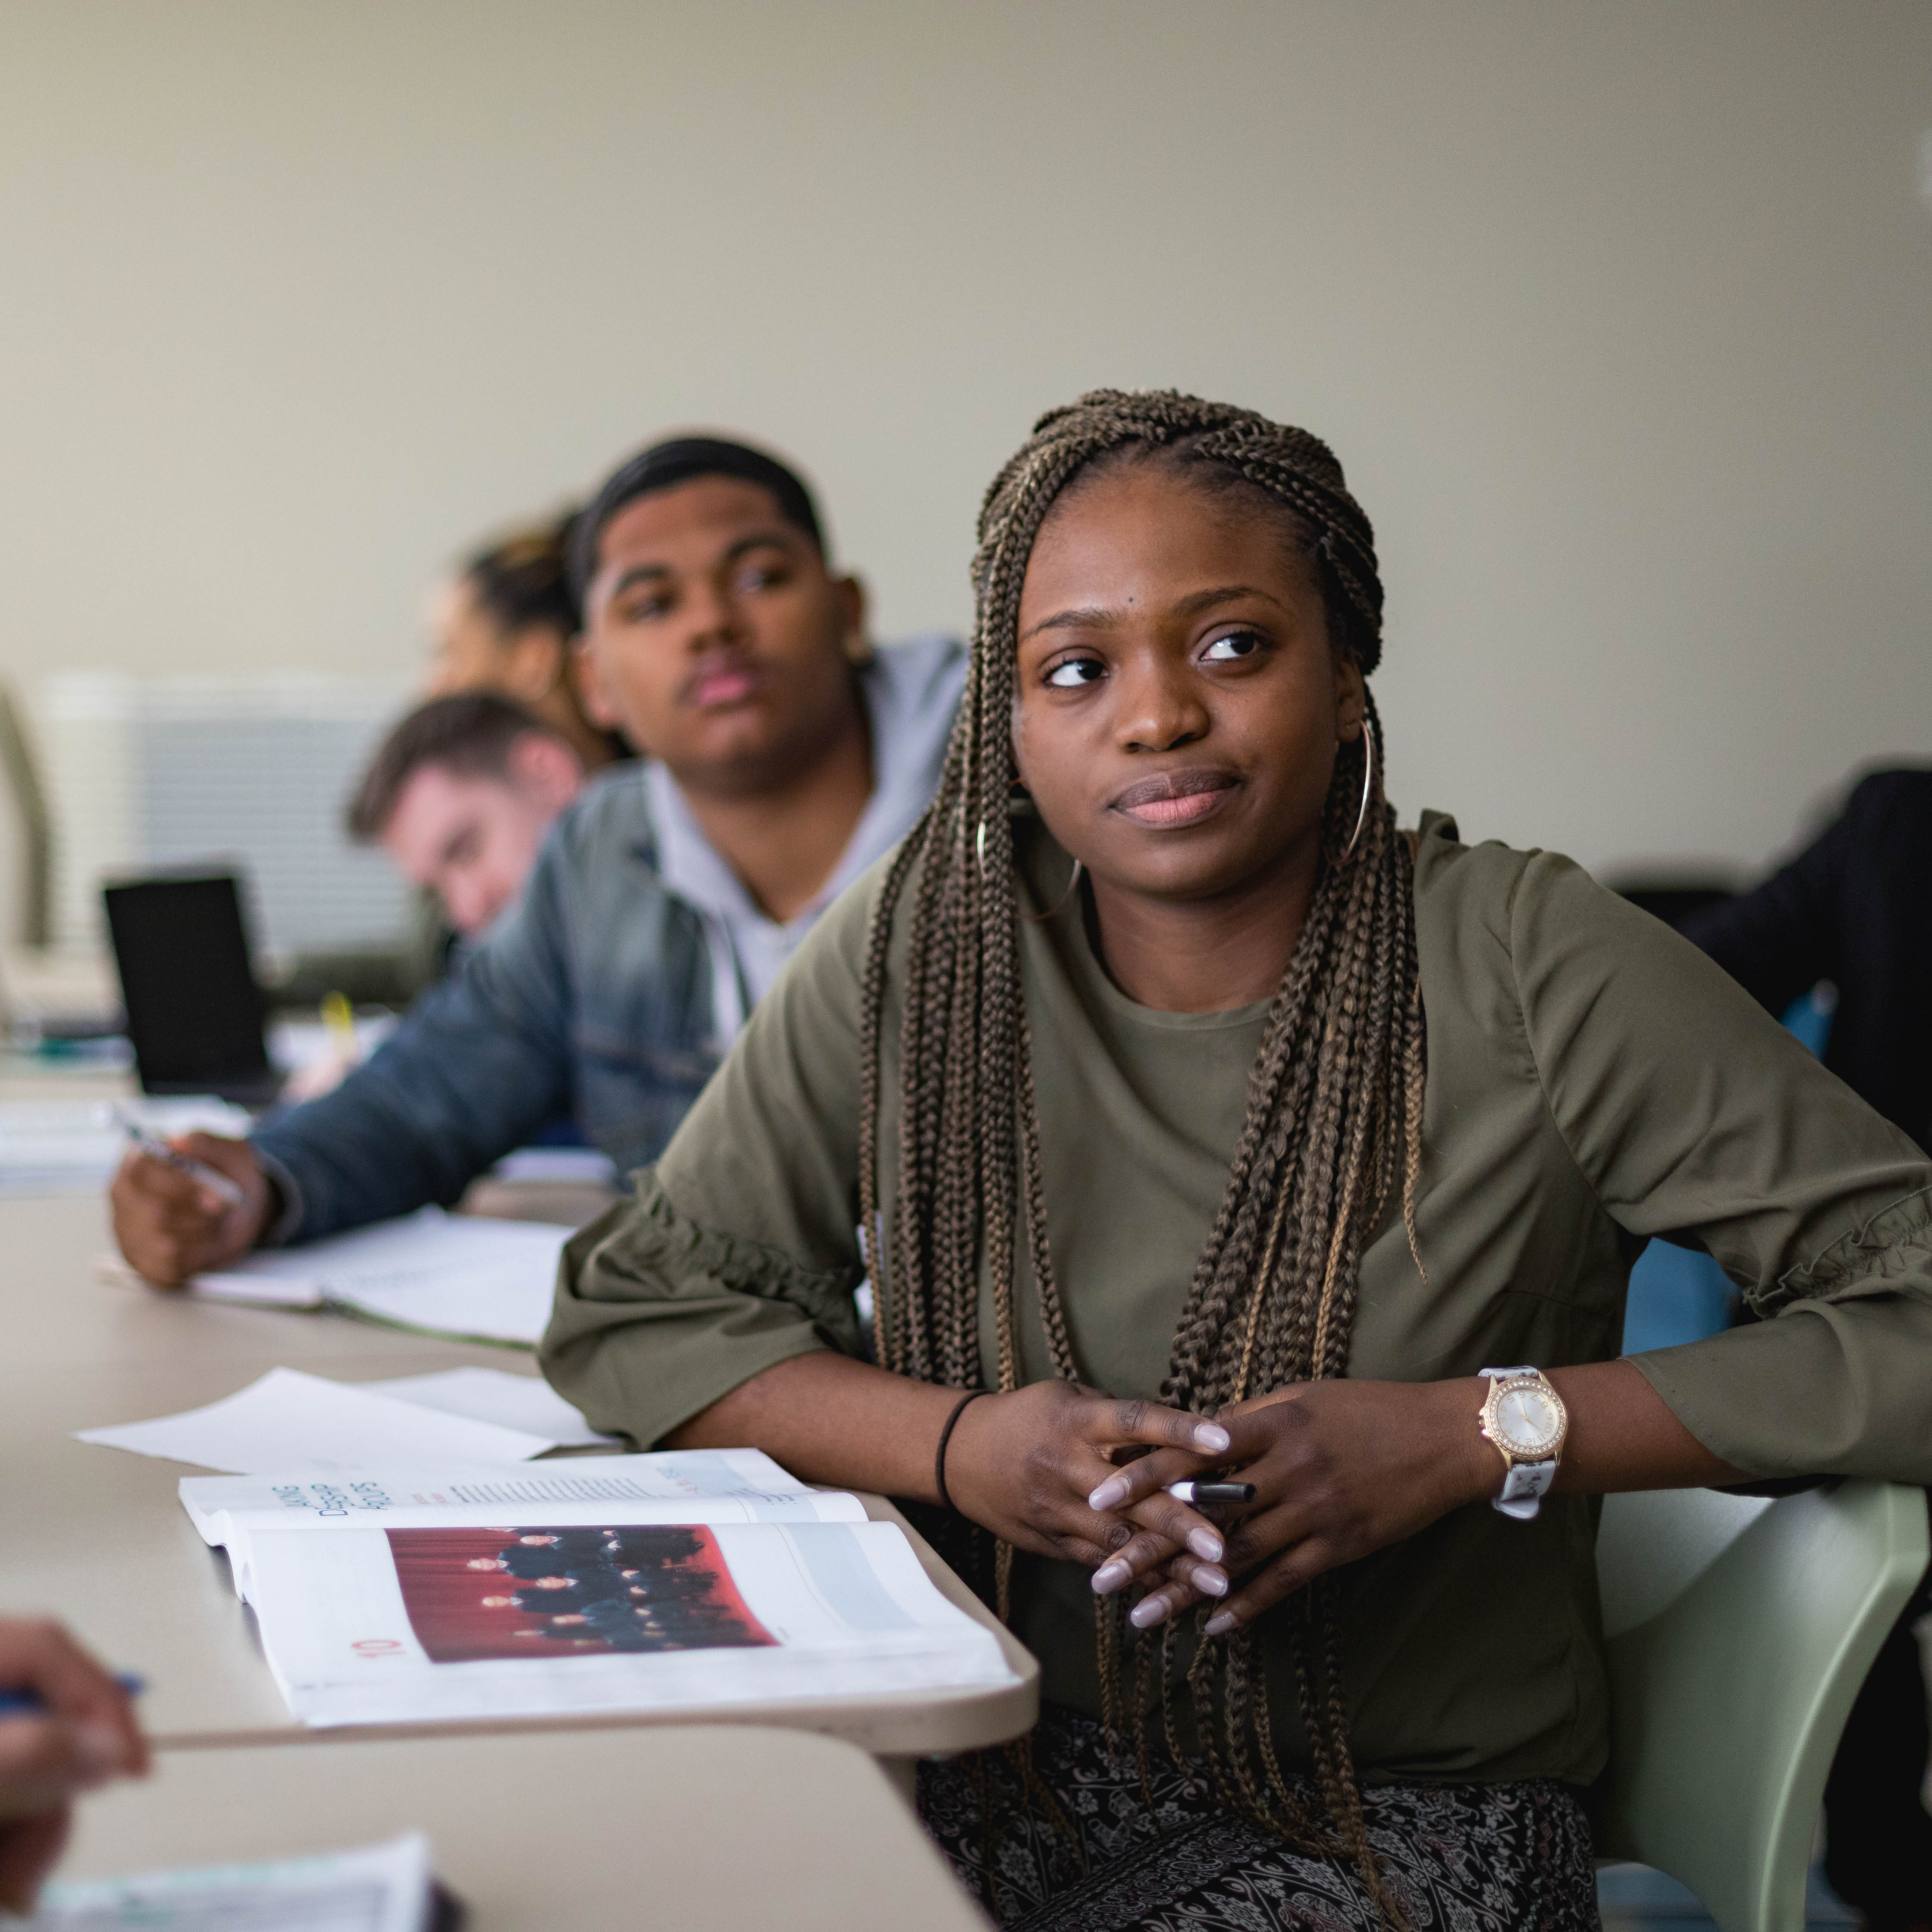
[168,1208,572,1348]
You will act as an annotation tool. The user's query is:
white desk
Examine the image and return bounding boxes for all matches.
[56,1725,991,1929]
[0,1192,1039,1761]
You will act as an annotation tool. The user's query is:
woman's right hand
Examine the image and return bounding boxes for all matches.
[941,1380,1236,1594]
[0,1620,149,1910]
[109,1134,273,1286]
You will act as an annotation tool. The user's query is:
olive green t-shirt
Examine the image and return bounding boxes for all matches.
[539,812,1932,1787]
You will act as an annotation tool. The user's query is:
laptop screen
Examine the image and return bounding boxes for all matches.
[103,873,273,1098]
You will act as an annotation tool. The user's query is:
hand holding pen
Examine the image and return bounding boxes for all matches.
[117,1115,246,1208]
[1164,1480,1256,1505]
[0,1622,148,1911]
[110,1120,273,1286]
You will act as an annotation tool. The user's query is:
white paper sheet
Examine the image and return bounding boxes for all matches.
[0,1097,249,1198]
[189,1207,569,1344]
[75,1367,556,1473]
[361,1367,619,1448]
[24,1831,431,1932]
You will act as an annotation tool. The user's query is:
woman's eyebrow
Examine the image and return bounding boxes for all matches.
[1019,604,1117,644]
[1019,583,1285,644]
[1170,583,1286,618]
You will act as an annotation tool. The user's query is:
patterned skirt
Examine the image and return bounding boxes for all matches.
[918,1705,1601,1932]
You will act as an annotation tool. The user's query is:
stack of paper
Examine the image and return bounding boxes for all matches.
[486,1146,617,1186]
[180,1452,1019,1727]
[0,1097,249,1198]
[184,1207,571,1346]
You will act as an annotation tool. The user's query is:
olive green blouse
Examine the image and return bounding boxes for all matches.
[539,812,1932,1787]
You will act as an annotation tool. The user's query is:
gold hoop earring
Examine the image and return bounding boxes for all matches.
[1022,858,1083,923]
[975,780,1035,871]
[1339,715,1377,864]
[975,818,1080,922]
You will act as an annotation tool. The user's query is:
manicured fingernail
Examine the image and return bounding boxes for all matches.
[1129,1595,1171,1629]
[1087,1476,1130,1512]
[1186,1528,1223,1562]
[1091,1559,1130,1595]
[1203,1610,1236,1636]
[1193,1565,1229,1597]
[1192,1423,1231,1454]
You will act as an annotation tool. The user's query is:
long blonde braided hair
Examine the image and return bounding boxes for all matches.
[857,390,1425,1911]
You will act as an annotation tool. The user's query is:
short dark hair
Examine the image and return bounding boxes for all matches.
[567,436,825,602]
[461,510,581,638]
[346,692,567,842]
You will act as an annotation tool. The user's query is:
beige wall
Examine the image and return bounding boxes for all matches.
[0,0,1927,878]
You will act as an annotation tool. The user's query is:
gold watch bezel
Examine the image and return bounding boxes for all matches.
[1479,1371,1568,1465]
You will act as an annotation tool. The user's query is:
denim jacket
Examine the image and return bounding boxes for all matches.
[254,635,966,1243]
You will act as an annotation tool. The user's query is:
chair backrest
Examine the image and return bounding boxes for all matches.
[0,681,52,947]
[1595,1480,1927,1932]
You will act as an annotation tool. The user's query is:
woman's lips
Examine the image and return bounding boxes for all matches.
[1110,769,1238,827]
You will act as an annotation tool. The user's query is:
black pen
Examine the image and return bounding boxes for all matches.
[1165,1481,1256,1505]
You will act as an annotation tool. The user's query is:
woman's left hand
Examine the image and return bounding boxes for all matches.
[1083,1376,1496,1634]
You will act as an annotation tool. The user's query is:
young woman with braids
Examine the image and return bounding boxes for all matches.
[542,392,1932,1931]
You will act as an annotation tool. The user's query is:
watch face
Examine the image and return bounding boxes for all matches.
[1491,1383,1562,1458]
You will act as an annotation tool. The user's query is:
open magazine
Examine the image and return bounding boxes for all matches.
[182,1449,1018,1727]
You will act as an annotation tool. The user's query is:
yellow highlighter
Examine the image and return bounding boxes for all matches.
[320,991,358,1060]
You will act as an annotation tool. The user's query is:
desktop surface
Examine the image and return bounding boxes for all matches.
[0,1188,1039,1761]
[56,1725,991,1930]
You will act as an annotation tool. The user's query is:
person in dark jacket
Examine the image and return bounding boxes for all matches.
[1681,765,1932,1932]
[1681,768,1932,1149]
[108,436,967,1279]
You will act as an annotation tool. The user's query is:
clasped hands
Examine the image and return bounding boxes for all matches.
[941,1375,1497,1634]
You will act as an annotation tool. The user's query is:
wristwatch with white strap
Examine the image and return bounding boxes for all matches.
[1477,1366,1568,1520]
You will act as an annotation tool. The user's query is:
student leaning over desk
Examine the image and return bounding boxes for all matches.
[539,392,1932,1932]
[280,510,625,1014]
[109,437,966,1279]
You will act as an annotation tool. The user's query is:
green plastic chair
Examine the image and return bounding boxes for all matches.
[1594,1480,1928,1932]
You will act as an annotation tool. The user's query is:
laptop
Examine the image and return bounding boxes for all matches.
[102,872,282,1107]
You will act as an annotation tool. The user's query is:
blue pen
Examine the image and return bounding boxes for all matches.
[0,1673,145,1717]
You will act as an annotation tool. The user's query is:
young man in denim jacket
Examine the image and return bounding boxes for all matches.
[111,437,965,1277]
